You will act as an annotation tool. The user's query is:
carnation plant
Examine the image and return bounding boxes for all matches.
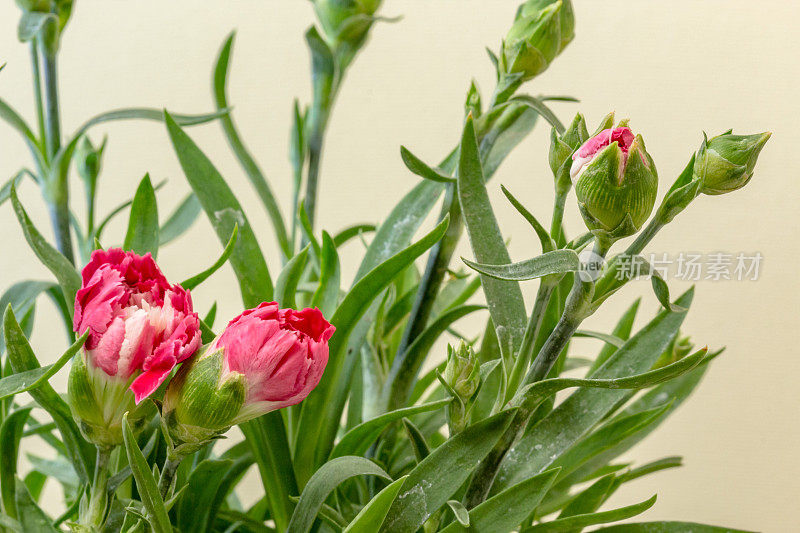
[0,1,769,532]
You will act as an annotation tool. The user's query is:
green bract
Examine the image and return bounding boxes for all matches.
[501,0,575,81]
[695,131,771,195]
[67,354,154,448]
[162,347,247,455]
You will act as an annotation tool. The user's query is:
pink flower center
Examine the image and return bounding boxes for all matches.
[571,127,643,183]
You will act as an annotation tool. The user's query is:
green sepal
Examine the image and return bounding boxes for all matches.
[67,354,155,448]
[162,348,246,456]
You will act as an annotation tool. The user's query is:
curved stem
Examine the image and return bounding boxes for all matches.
[83,447,112,529]
[158,454,183,500]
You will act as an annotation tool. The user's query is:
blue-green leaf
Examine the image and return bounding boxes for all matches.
[123,174,159,257]
[164,111,272,307]
[287,456,391,533]
[439,468,560,533]
[330,399,451,459]
[494,289,694,493]
[463,249,580,282]
[457,115,527,352]
[9,188,80,314]
[343,476,407,533]
[180,224,238,291]
[121,413,171,533]
[380,410,516,533]
[159,192,201,246]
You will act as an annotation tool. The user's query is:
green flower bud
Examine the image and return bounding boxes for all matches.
[67,354,155,448]
[501,0,575,81]
[572,126,658,238]
[443,342,480,401]
[162,347,247,456]
[694,131,771,195]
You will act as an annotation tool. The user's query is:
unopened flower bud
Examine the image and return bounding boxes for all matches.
[501,0,575,81]
[443,342,480,401]
[442,342,480,434]
[163,302,334,454]
[75,136,104,186]
[571,125,658,237]
[694,131,771,195]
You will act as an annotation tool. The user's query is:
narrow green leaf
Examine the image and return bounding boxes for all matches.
[509,95,565,133]
[123,174,159,257]
[330,399,450,459]
[380,410,516,533]
[559,473,617,518]
[0,98,43,168]
[159,192,201,245]
[164,111,272,307]
[275,246,310,309]
[400,146,455,183]
[439,468,560,533]
[494,289,694,493]
[593,521,752,532]
[3,308,92,483]
[463,249,580,282]
[457,115,527,352]
[213,32,291,259]
[574,330,625,348]
[176,458,234,533]
[343,476,408,533]
[295,216,450,482]
[0,408,32,519]
[527,495,657,532]
[287,456,391,533]
[0,280,55,355]
[0,171,28,207]
[402,418,430,462]
[121,413,171,533]
[447,500,470,526]
[311,232,341,317]
[181,224,238,290]
[591,299,640,373]
[9,188,80,313]
[500,185,555,252]
[14,477,57,532]
[0,331,87,401]
[240,414,297,532]
[333,224,376,248]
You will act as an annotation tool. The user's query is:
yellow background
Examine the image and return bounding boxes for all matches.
[1,1,798,530]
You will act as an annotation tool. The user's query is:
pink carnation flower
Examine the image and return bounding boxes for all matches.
[73,248,201,403]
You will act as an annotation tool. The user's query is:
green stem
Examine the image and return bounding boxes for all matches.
[550,190,568,245]
[464,239,609,507]
[505,280,556,404]
[157,454,182,500]
[302,68,337,232]
[29,40,45,152]
[42,50,74,264]
[84,447,112,529]
[626,216,664,256]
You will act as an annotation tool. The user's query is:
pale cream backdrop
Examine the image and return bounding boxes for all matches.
[1,0,798,530]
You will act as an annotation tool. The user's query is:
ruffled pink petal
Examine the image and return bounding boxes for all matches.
[130,355,176,404]
[90,314,127,376]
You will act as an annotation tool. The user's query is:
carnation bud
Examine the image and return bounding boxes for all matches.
[162,302,334,455]
[442,342,480,434]
[571,125,658,238]
[694,131,771,195]
[68,249,201,446]
[501,0,575,81]
[75,136,104,186]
